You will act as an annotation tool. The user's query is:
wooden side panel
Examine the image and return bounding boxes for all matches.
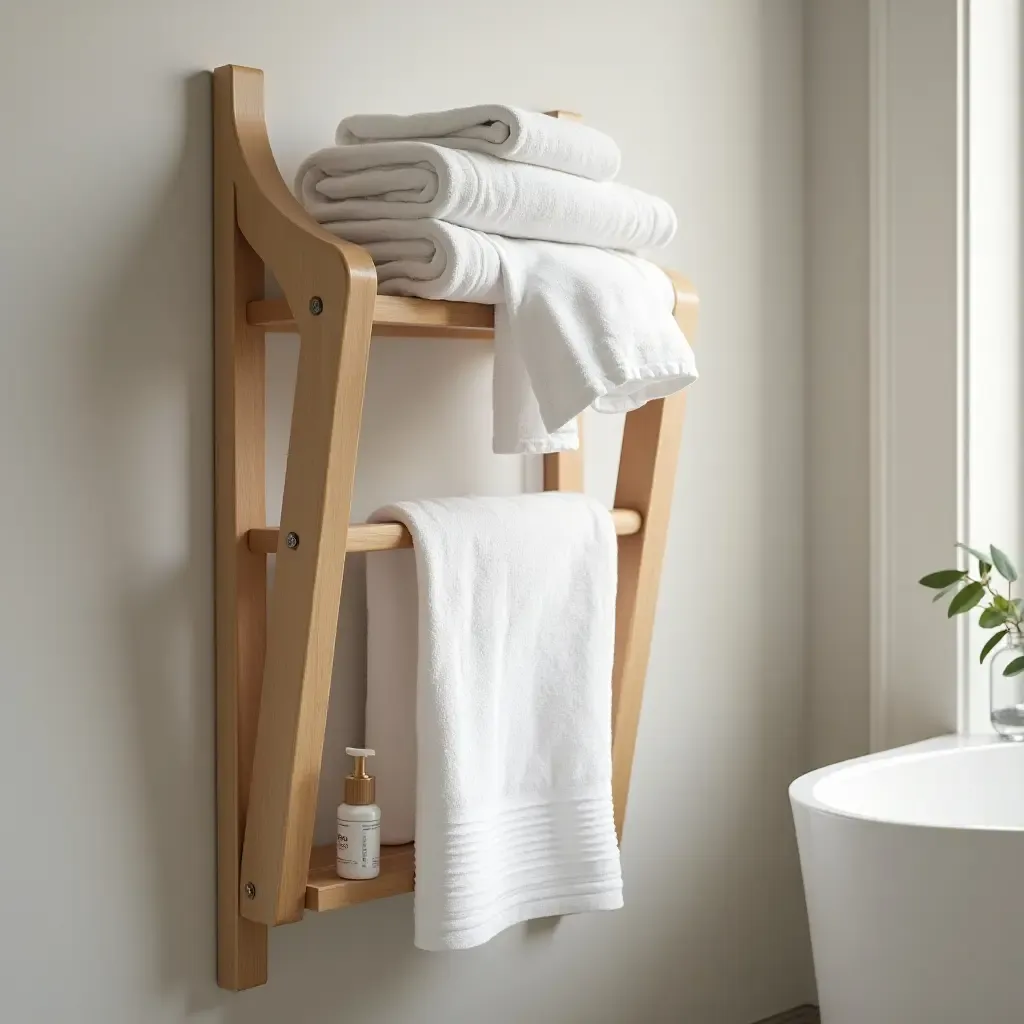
[213,66,379,928]
[214,74,268,989]
[610,275,698,837]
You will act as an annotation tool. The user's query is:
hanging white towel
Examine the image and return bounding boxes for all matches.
[296,142,675,250]
[367,493,624,951]
[320,218,698,453]
[337,104,621,182]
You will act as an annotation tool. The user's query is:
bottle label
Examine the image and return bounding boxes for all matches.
[336,817,380,872]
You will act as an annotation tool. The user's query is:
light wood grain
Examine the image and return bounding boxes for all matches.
[247,295,494,338]
[216,65,379,931]
[213,68,269,991]
[246,508,642,556]
[542,417,584,492]
[305,844,415,912]
[609,273,696,838]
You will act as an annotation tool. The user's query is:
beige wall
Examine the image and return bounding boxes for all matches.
[0,1,812,1021]
[803,0,872,767]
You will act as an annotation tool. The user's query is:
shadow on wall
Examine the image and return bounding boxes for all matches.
[82,70,223,1014]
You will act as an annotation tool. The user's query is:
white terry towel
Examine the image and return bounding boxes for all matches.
[367,493,624,950]
[337,104,621,182]
[296,142,675,250]
[320,219,698,453]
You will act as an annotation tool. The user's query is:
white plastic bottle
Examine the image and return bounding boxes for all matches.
[336,747,381,880]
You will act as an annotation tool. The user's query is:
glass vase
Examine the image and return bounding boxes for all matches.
[990,631,1024,740]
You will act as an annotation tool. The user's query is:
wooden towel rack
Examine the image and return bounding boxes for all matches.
[214,63,697,990]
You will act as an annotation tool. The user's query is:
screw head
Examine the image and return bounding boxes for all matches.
[309,296,324,316]
[244,882,256,900]
[285,531,300,550]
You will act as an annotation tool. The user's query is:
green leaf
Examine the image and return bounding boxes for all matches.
[1011,599,1024,619]
[990,545,1018,583]
[979,606,1009,628]
[957,542,991,563]
[994,595,1011,611]
[1003,655,1024,677]
[920,569,967,589]
[981,630,1009,663]
[948,581,985,617]
[933,582,961,603]
[981,561,993,577]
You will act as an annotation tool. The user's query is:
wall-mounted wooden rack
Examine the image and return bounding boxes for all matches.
[214,63,697,990]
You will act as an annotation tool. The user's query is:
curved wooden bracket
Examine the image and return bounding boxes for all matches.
[215,65,378,986]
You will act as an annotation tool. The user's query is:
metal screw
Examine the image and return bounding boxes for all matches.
[244,882,256,900]
[309,296,324,316]
[285,531,300,550]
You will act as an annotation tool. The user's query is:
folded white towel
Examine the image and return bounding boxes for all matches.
[296,142,675,250]
[337,104,621,181]
[321,218,698,452]
[367,493,624,950]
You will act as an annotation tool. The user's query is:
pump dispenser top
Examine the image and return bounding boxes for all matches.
[344,746,375,805]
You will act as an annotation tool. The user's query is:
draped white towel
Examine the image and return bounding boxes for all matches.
[296,142,676,250]
[337,103,621,181]
[367,493,624,951]
[320,218,698,453]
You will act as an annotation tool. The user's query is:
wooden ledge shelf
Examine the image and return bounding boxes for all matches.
[248,295,494,339]
[246,508,643,556]
[306,844,415,912]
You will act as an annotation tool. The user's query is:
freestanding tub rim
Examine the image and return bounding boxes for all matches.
[789,734,1024,832]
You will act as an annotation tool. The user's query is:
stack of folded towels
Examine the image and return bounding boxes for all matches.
[296,104,698,453]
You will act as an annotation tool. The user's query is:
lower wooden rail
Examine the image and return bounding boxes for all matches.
[246,508,642,556]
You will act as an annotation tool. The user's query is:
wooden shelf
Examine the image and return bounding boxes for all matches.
[247,508,643,556]
[248,295,494,339]
[306,843,415,912]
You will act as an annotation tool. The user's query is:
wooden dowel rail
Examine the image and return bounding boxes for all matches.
[248,295,495,338]
[246,508,643,556]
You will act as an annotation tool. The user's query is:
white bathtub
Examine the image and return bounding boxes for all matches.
[790,736,1024,1024]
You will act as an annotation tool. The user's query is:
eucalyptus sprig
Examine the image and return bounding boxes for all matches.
[920,544,1024,676]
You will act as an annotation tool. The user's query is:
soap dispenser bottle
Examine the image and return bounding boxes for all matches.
[336,747,381,880]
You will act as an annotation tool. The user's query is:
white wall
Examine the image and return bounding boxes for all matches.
[805,0,966,757]
[966,0,1024,735]
[0,1,812,1021]
[804,0,872,768]
[871,0,964,748]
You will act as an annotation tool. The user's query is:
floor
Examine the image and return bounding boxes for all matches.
[755,1008,819,1024]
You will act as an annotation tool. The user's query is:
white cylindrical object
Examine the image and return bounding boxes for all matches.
[336,802,381,879]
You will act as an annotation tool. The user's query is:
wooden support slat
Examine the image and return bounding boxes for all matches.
[216,65,380,931]
[245,508,642,556]
[214,72,269,992]
[247,295,494,338]
[610,275,697,838]
[305,843,415,912]
[542,417,584,492]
